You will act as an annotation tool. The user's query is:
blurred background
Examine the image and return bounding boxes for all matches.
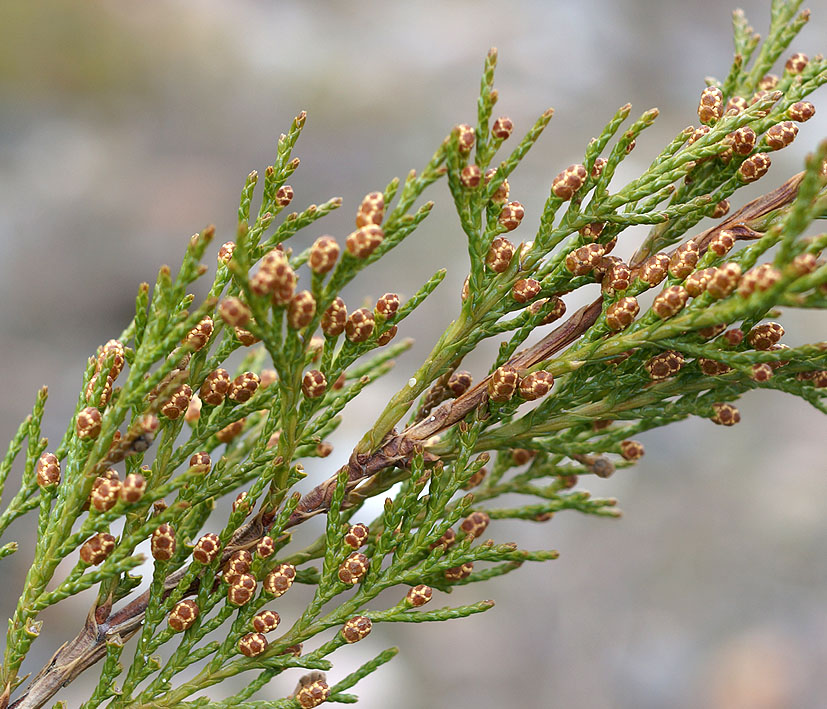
[1,1,826,707]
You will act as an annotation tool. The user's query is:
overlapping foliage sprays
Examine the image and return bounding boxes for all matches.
[2,1,827,706]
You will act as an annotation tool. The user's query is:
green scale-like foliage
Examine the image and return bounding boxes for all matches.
[1,2,827,706]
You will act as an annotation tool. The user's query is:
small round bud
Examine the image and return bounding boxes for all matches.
[812,371,827,388]
[302,370,327,399]
[345,308,375,343]
[229,372,260,404]
[406,584,433,607]
[91,477,121,512]
[168,600,199,632]
[269,266,298,308]
[256,536,276,558]
[321,297,347,337]
[708,230,735,258]
[552,164,587,200]
[98,339,125,380]
[485,236,515,272]
[275,184,294,207]
[462,466,487,490]
[785,52,809,74]
[287,291,316,330]
[645,350,685,380]
[216,419,245,443]
[218,241,236,264]
[231,491,251,516]
[738,152,771,183]
[492,116,514,139]
[639,253,670,286]
[460,164,482,188]
[711,402,740,426]
[444,562,474,581]
[316,441,334,457]
[79,533,116,565]
[199,369,230,407]
[511,278,541,303]
[238,632,268,657]
[376,293,400,319]
[430,528,456,550]
[192,533,221,564]
[218,297,251,328]
[161,384,193,420]
[722,329,744,347]
[376,325,398,347]
[758,74,779,90]
[533,295,565,325]
[338,552,369,584]
[252,609,280,634]
[620,440,644,461]
[698,86,724,124]
[750,89,772,106]
[788,101,816,122]
[341,616,372,644]
[76,407,102,439]
[602,260,632,294]
[791,252,818,276]
[699,358,732,376]
[725,96,748,115]
[185,452,211,476]
[605,296,640,331]
[711,199,730,218]
[448,370,473,397]
[728,126,756,155]
[235,327,260,347]
[185,317,213,352]
[344,523,369,549]
[151,524,176,561]
[706,262,742,299]
[684,268,715,297]
[184,396,202,424]
[346,225,384,259]
[579,222,605,241]
[498,201,525,231]
[698,324,727,340]
[488,365,519,403]
[455,123,475,153]
[518,370,554,400]
[308,236,340,275]
[765,121,798,150]
[747,322,784,350]
[652,286,689,319]
[356,191,385,227]
[485,168,510,204]
[227,573,256,606]
[738,263,781,297]
[668,240,700,279]
[512,448,535,465]
[36,453,60,488]
[460,511,490,539]
[591,157,607,178]
[565,243,605,276]
[751,363,774,382]
[295,678,330,709]
[264,564,296,597]
[85,373,113,408]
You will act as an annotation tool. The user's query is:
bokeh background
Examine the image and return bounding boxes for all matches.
[1,1,827,707]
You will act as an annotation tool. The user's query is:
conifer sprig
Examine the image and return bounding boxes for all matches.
[1,2,826,707]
